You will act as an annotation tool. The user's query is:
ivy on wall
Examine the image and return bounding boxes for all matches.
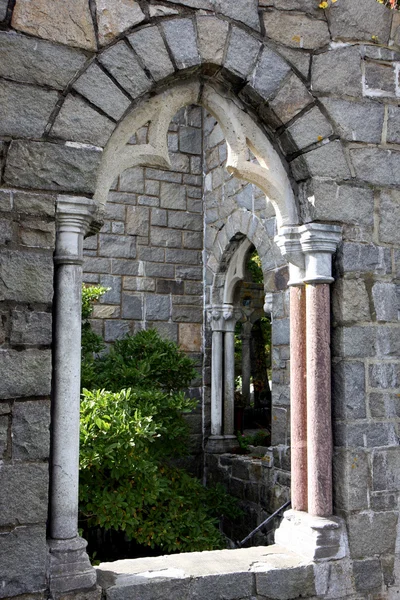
[319,0,399,9]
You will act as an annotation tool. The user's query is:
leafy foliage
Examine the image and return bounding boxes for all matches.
[79,287,242,555]
[318,0,399,10]
[247,249,263,284]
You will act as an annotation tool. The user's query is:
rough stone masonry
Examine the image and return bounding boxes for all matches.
[0,0,400,599]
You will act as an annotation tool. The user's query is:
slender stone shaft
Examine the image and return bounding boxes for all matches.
[290,285,308,512]
[224,330,235,435]
[241,324,252,407]
[50,197,95,540]
[211,329,223,436]
[306,283,332,517]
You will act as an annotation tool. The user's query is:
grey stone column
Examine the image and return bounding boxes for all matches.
[207,307,224,438]
[48,196,97,595]
[223,304,239,438]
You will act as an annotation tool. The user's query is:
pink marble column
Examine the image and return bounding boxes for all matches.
[290,285,308,512]
[306,282,332,517]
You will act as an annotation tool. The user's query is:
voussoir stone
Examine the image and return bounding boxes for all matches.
[250,46,291,101]
[94,0,145,46]
[0,79,58,138]
[285,106,332,150]
[216,0,260,30]
[11,0,96,50]
[224,27,261,80]
[312,46,362,96]
[128,26,174,81]
[291,141,351,180]
[0,349,51,398]
[320,98,384,143]
[73,62,131,121]
[328,0,392,44]
[162,18,200,69]
[269,73,312,124]
[4,140,102,194]
[0,32,88,89]
[51,95,115,147]
[379,188,400,245]
[99,41,152,99]
[276,46,311,79]
[196,16,229,65]
[264,11,330,49]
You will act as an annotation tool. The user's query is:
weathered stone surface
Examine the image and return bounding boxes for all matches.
[312,47,362,96]
[369,362,400,389]
[333,450,369,511]
[291,141,351,180]
[329,0,392,43]
[320,98,384,143]
[150,226,181,247]
[275,46,310,79]
[365,61,395,95]
[332,279,370,324]
[272,319,289,346]
[0,525,47,598]
[51,95,115,147]
[264,11,330,49]
[126,206,149,235]
[196,16,229,65]
[162,19,200,69]
[99,234,136,258]
[10,311,52,346]
[285,106,332,150]
[372,282,398,322]
[353,558,383,592]
[0,79,58,138]
[0,32,88,89]
[145,295,171,321]
[216,0,260,30]
[373,448,400,492]
[12,400,50,459]
[149,5,179,17]
[387,105,400,144]
[0,463,49,525]
[11,0,96,50]
[224,27,261,79]
[120,167,145,193]
[332,360,366,419]
[0,250,53,303]
[74,62,131,121]
[335,421,397,448]
[179,126,202,155]
[369,392,400,418]
[300,179,374,228]
[99,42,151,99]
[13,191,56,217]
[18,218,55,249]
[332,326,376,358]
[339,242,391,275]
[0,415,8,457]
[347,511,398,558]
[0,0,7,20]
[256,564,315,599]
[160,182,186,210]
[94,0,145,46]
[250,47,291,101]
[270,74,312,124]
[179,323,202,352]
[4,141,101,194]
[128,27,174,81]
[121,293,142,319]
[0,349,51,399]
[350,148,400,186]
[378,189,400,247]
[0,31,87,89]
[104,320,130,342]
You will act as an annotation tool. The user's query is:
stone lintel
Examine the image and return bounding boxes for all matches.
[205,435,237,454]
[274,509,348,562]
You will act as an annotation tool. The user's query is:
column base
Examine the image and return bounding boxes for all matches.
[205,435,238,454]
[48,536,97,596]
[274,510,348,561]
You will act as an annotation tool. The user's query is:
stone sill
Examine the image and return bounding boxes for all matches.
[96,544,316,600]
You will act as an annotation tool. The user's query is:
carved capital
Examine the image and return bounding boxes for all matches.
[55,196,97,265]
[275,226,305,286]
[299,223,342,284]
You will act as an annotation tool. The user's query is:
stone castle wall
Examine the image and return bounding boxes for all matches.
[0,0,400,599]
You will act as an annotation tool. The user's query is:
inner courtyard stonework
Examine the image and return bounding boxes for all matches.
[1,1,400,599]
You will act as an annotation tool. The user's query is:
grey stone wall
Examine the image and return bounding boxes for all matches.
[0,0,400,598]
[0,189,54,598]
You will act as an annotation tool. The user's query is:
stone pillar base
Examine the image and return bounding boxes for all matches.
[48,536,97,596]
[274,510,348,561]
[205,435,237,454]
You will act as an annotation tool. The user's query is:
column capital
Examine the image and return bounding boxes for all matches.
[299,223,342,284]
[206,305,241,332]
[275,226,305,286]
[55,196,97,265]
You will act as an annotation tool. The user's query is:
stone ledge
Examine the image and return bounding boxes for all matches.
[96,545,315,600]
